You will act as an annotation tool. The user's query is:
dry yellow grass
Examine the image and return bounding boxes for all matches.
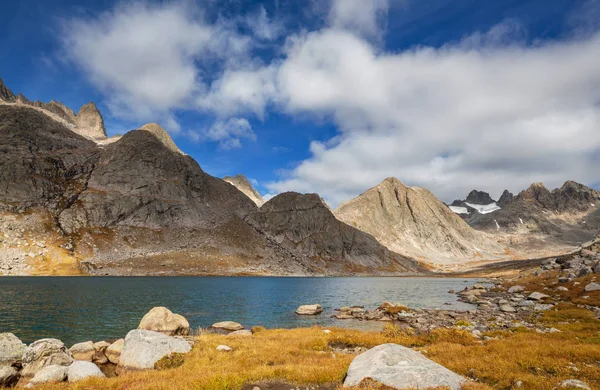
[33,302,600,390]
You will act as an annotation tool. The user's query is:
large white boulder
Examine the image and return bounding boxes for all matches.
[67,361,105,382]
[105,339,124,364]
[138,307,190,336]
[343,344,466,390]
[295,304,323,315]
[0,333,26,367]
[21,339,73,378]
[27,365,68,386]
[116,330,191,373]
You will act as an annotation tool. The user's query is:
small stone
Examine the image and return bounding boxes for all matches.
[67,361,105,382]
[527,292,550,301]
[227,330,252,337]
[557,379,591,389]
[69,341,95,362]
[323,329,331,334]
[216,345,232,352]
[500,304,516,313]
[28,365,68,385]
[584,282,600,292]
[211,321,244,331]
[556,286,569,292]
[508,286,525,293]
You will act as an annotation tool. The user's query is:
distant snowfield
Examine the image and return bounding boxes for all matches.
[465,202,501,214]
[449,206,469,214]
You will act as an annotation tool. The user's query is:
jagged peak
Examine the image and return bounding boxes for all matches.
[223,174,265,207]
[139,123,183,154]
[0,77,16,102]
[75,102,106,140]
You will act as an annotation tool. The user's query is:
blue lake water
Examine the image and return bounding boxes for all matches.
[0,277,484,346]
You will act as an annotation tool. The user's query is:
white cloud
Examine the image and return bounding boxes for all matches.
[193,118,256,150]
[328,0,389,37]
[267,25,600,206]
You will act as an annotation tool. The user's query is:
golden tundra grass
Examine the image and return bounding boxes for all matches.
[35,303,600,390]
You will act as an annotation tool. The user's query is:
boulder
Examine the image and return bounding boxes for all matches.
[211,321,244,331]
[508,285,525,293]
[27,365,68,386]
[21,339,73,378]
[0,333,26,367]
[69,341,95,361]
[227,330,253,337]
[216,345,232,352]
[0,366,19,387]
[584,282,600,292]
[343,344,466,389]
[116,330,191,373]
[105,339,124,364]
[93,341,110,364]
[295,304,323,315]
[138,307,190,336]
[527,292,550,301]
[67,361,105,382]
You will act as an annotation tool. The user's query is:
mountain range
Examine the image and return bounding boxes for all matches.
[0,77,598,275]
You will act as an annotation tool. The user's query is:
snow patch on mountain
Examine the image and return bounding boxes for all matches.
[465,202,501,214]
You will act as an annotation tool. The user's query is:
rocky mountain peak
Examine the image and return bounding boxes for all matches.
[139,123,183,154]
[497,190,515,207]
[0,77,16,102]
[517,182,555,209]
[334,177,503,264]
[223,174,265,206]
[465,190,495,205]
[75,102,106,140]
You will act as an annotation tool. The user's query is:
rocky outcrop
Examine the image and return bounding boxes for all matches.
[223,174,265,206]
[334,178,503,264]
[497,189,515,207]
[465,190,495,205]
[0,77,15,102]
[140,123,182,154]
[75,103,106,140]
[343,344,466,389]
[21,339,73,378]
[116,330,191,373]
[138,307,190,336]
[247,191,424,273]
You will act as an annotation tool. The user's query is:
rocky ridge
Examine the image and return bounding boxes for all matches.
[223,174,265,206]
[334,178,504,265]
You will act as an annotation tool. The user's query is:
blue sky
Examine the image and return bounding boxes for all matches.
[1,0,599,206]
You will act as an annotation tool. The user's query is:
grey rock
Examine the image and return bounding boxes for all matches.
[343,343,466,389]
[28,364,68,385]
[578,267,592,277]
[211,321,244,331]
[21,339,73,378]
[67,361,105,382]
[216,345,232,352]
[0,333,26,366]
[528,292,550,301]
[0,366,19,387]
[295,304,323,315]
[584,283,600,292]
[557,379,591,389]
[227,330,253,337]
[116,330,191,373]
[500,304,516,313]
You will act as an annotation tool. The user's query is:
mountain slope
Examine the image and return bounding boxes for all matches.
[334,178,504,264]
[223,174,265,206]
[246,192,424,274]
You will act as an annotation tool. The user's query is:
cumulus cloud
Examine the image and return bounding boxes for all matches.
[267,25,600,206]
[193,118,256,150]
[328,0,389,37]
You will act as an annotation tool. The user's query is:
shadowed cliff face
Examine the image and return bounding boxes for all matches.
[334,178,503,265]
[0,104,424,275]
[245,192,424,273]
